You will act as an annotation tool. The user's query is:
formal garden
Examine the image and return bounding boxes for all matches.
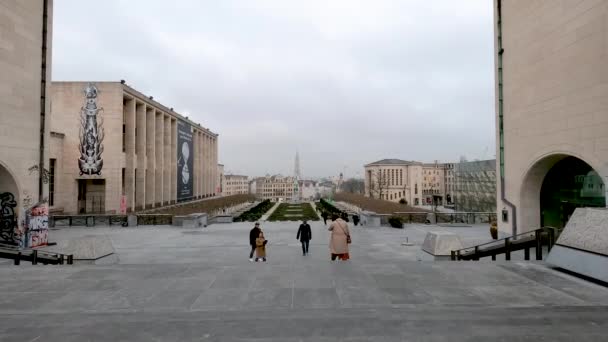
[233,199,274,222]
[267,202,319,221]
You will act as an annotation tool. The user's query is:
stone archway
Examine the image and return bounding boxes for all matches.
[0,162,20,244]
[520,154,606,231]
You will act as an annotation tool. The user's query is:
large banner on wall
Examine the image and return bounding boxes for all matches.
[177,120,194,201]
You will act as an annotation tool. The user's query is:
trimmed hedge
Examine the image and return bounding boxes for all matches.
[234,200,274,222]
[388,216,404,228]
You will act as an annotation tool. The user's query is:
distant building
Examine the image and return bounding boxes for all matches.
[217,164,224,195]
[222,175,249,196]
[454,160,496,212]
[254,175,297,202]
[364,159,454,206]
[300,180,319,201]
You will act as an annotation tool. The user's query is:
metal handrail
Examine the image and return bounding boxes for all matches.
[454,228,541,254]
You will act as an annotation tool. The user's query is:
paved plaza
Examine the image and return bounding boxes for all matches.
[0,221,607,341]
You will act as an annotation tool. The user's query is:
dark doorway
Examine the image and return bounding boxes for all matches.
[540,157,605,229]
[77,179,106,214]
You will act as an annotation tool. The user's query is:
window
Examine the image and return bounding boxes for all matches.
[415,184,418,194]
[49,159,56,206]
[122,124,126,152]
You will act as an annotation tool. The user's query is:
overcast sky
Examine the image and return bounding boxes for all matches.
[53,0,496,179]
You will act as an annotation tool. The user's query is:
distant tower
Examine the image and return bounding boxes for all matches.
[292,151,301,202]
[294,150,301,180]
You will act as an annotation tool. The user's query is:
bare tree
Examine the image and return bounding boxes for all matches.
[341,178,364,194]
[368,169,391,200]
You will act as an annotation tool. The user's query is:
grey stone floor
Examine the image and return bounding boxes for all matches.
[1,221,607,341]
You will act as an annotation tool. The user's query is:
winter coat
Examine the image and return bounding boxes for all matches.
[297,224,312,242]
[328,218,350,254]
[255,236,267,258]
[249,227,261,246]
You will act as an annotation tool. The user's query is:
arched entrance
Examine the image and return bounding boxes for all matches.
[0,163,20,244]
[520,154,606,232]
[540,156,605,229]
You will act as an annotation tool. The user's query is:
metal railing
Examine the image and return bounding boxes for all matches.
[50,214,128,227]
[451,227,557,261]
[0,245,74,265]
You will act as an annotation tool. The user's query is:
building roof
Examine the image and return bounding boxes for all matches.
[365,159,420,166]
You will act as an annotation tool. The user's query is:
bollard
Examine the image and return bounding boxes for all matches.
[505,237,511,261]
[32,250,38,265]
[451,250,456,261]
[67,254,73,265]
[524,247,530,260]
[473,246,479,261]
[14,252,21,265]
[491,253,496,261]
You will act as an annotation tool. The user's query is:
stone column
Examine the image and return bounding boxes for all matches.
[205,134,210,197]
[163,115,171,205]
[213,136,218,195]
[124,97,136,212]
[199,132,207,197]
[145,105,155,208]
[171,118,177,203]
[192,130,198,199]
[135,102,146,210]
[155,110,164,206]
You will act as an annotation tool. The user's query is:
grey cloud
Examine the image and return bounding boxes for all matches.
[53,0,496,178]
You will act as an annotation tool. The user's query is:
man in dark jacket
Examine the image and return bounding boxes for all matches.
[249,222,261,261]
[297,220,312,256]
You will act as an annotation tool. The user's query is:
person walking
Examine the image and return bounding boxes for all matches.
[255,231,268,262]
[328,214,351,261]
[321,211,328,225]
[249,222,261,262]
[297,220,312,256]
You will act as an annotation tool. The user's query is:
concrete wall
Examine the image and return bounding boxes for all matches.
[0,0,53,218]
[495,0,608,234]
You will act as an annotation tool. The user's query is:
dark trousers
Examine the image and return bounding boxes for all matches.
[301,240,309,254]
[249,244,256,258]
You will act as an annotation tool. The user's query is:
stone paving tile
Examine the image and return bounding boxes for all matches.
[292,288,341,308]
[190,288,250,310]
[1,222,607,340]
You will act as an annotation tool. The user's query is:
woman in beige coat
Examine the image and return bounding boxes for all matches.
[328,214,350,261]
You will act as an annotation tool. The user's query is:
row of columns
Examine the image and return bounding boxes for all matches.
[193,129,218,198]
[123,95,218,212]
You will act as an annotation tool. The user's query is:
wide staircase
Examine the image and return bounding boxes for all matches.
[451,227,560,261]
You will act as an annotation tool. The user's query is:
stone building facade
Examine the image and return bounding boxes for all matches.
[222,175,249,196]
[454,159,496,212]
[49,81,219,214]
[254,175,297,202]
[0,1,53,246]
[364,159,454,206]
[495,0,608,234]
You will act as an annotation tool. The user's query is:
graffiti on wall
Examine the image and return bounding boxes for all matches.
[78,83,105,175]
[0,192,17,244]
[25,203,48,248]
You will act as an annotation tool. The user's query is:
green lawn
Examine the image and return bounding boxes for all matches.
[267,203,320,221]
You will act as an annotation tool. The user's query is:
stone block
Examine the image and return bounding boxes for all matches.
[127,215,138,227]
[173,213,207,228]
[421,231,463,260]
[214,215,233,224]
[546,208,608,282]
[360,211,381,227]
[44,235,115,262]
